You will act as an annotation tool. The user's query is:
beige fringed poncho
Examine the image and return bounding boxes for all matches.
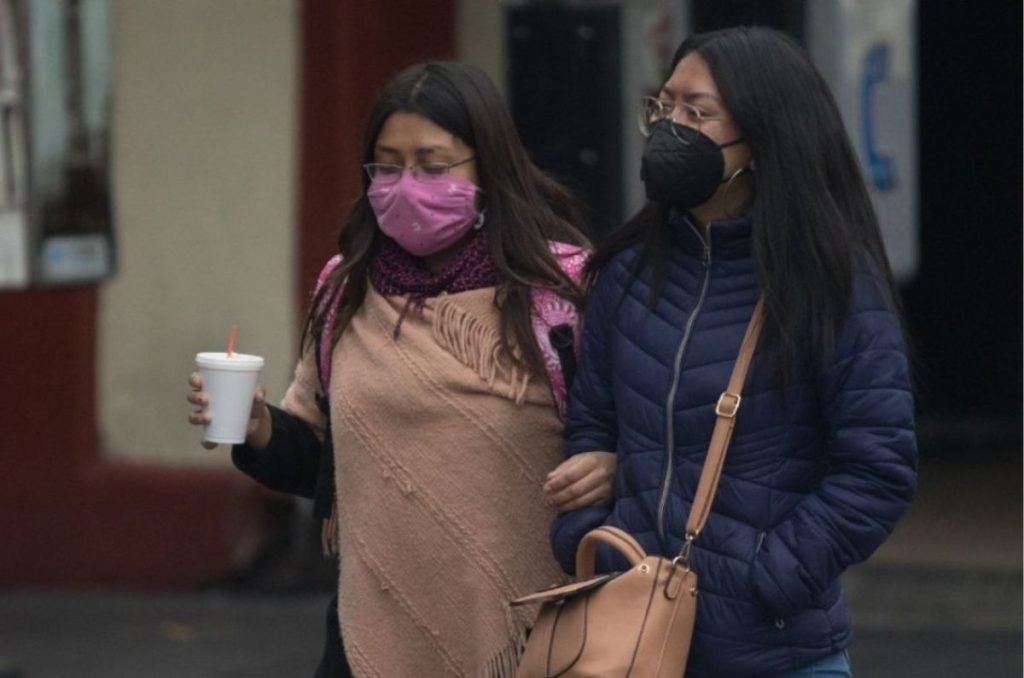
[281,284,567,677]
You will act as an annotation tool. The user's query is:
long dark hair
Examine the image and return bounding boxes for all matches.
[588,26,901,376]
[303,61,588,377]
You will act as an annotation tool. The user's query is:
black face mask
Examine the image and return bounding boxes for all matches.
[640,120,744,209]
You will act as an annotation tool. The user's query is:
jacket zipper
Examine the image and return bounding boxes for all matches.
[656,224,713,546]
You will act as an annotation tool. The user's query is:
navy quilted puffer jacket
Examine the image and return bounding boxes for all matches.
[552,211,917,676]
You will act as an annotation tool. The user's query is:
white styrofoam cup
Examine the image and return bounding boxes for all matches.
[195,351,265,444]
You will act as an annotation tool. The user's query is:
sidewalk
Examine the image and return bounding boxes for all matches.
[0,591,325,678]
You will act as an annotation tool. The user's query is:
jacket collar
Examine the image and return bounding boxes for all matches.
[667,208,753,260]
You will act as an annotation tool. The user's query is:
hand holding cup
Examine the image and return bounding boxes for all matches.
[188,351,271,448]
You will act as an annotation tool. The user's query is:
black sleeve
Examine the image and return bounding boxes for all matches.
[231,404,323,499]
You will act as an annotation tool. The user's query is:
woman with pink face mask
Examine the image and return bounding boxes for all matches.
[186,62,613,677]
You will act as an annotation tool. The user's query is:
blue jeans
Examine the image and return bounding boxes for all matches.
[772,649,852,677]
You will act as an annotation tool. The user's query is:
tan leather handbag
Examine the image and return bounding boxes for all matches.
[512,300,764,678]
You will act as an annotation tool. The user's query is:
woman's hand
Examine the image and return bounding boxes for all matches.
[186,372,272,449]
[543,451,616,511]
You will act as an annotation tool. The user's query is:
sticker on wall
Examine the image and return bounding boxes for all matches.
[0,0,116,288]
[807,0,918,282]
[0,0,28,287]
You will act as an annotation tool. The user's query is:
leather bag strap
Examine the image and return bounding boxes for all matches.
[576,525,647,579]
[680,297,765,556]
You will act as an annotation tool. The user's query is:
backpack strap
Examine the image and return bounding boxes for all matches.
[531,242,590,420]
[308,256,344,534]
[313,255,344,398]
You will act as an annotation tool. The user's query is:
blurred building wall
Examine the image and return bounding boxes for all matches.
[0,0,456,588]
[457,0,505,95]
[98,0,298,466]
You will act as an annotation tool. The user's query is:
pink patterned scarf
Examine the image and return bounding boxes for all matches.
[369,231,498,337]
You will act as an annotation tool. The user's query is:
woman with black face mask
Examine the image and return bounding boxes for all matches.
[550,27,917,677]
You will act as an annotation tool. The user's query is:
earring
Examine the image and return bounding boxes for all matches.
[721,166,754,218]
[473,209,486,230]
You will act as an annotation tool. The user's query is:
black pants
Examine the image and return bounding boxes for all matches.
[314,594,355,678]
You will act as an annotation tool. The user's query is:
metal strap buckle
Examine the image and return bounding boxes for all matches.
[673,533,696,570]
[715,391,741,418]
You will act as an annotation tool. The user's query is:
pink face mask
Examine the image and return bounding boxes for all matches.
[367,171,483,257]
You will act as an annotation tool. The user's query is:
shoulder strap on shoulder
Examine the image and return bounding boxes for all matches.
[531,242,590,420]
[313,255,344,396]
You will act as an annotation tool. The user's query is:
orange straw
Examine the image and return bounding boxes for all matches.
[226,323,239,357]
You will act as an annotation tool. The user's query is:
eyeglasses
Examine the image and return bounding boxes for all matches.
[638,96,729,137]
[363,156,476,184]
